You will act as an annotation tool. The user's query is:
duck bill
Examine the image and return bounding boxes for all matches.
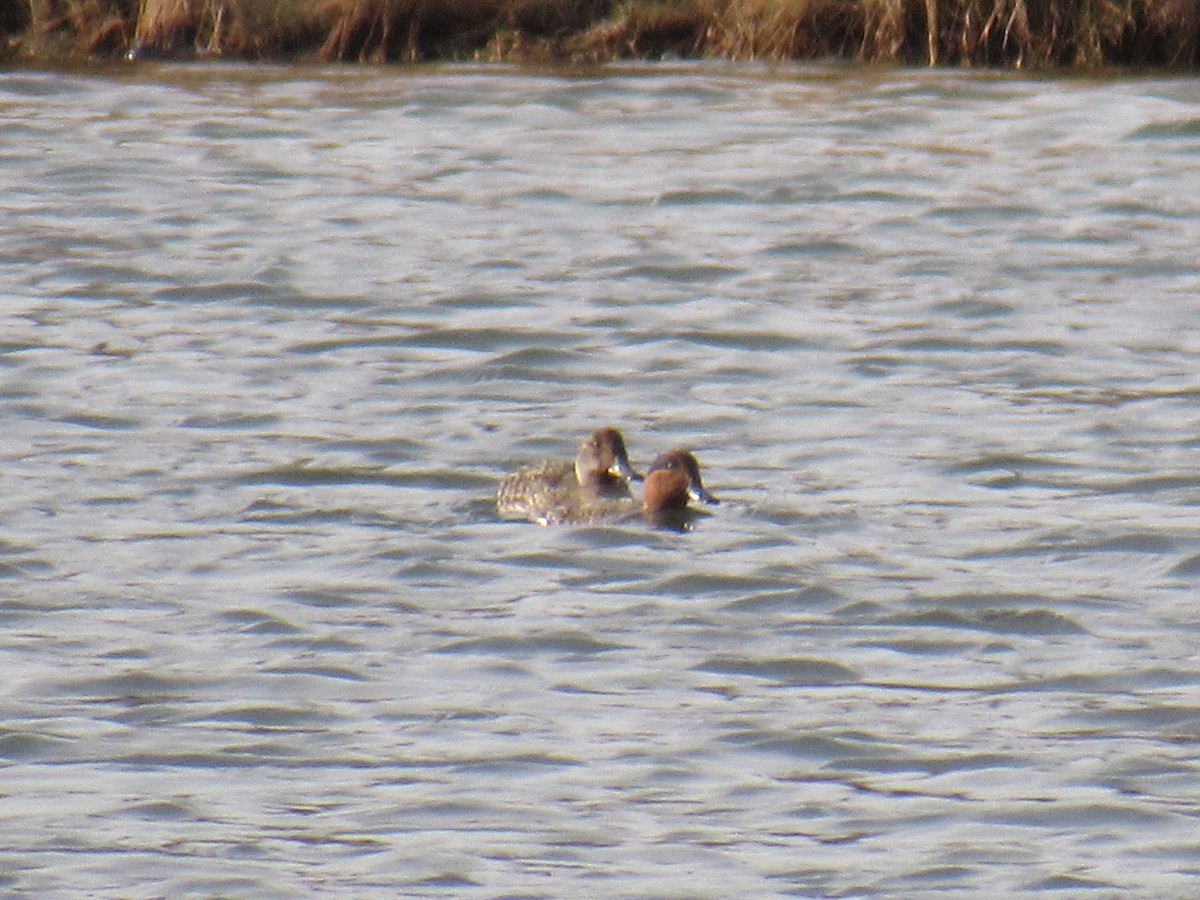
[688,484,719,505]
[610,459,643,483]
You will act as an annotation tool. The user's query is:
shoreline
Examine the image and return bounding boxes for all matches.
[3,0,1198,70]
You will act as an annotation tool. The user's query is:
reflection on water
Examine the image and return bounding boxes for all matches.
[2,63,1200,895]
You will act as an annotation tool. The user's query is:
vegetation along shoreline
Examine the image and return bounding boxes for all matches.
[2,0,1197,69]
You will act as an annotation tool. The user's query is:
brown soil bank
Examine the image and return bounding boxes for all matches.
[2,0,1198,68]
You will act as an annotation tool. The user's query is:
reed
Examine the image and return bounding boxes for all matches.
[624,0,1199,67]
[10,0,134,57]
[677,0,875,61]
[129,0,332,59]
[318,0,504,63]
[2,0,1197,67]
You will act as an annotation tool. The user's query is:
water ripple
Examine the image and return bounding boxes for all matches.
[3,64,1200,898]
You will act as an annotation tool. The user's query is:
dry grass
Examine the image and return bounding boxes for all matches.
[11,0,135,57]
[567,0,1200,67]
[1,0,1196,66]
[317,0,500,63]
[652,0,1199,67]
[127,0,335,59]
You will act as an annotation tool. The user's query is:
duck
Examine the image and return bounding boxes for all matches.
[640,449,719,528]
[497,427,640,525]
[542,449,719,529]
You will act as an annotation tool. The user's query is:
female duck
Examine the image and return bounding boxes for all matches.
[497,427,640,525]
[554,449,718,529]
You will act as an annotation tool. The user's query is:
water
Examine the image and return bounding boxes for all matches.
[2,61,1200,896]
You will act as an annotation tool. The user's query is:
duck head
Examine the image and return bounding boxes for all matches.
[575,427,641,492]
[642,449,718,513]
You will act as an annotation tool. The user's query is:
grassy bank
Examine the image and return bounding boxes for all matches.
[2,0,1197,67]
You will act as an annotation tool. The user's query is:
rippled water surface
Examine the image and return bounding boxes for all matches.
[3,62,1200,896]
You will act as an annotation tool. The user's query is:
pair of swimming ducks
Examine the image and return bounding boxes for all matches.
[497,427,718,528]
